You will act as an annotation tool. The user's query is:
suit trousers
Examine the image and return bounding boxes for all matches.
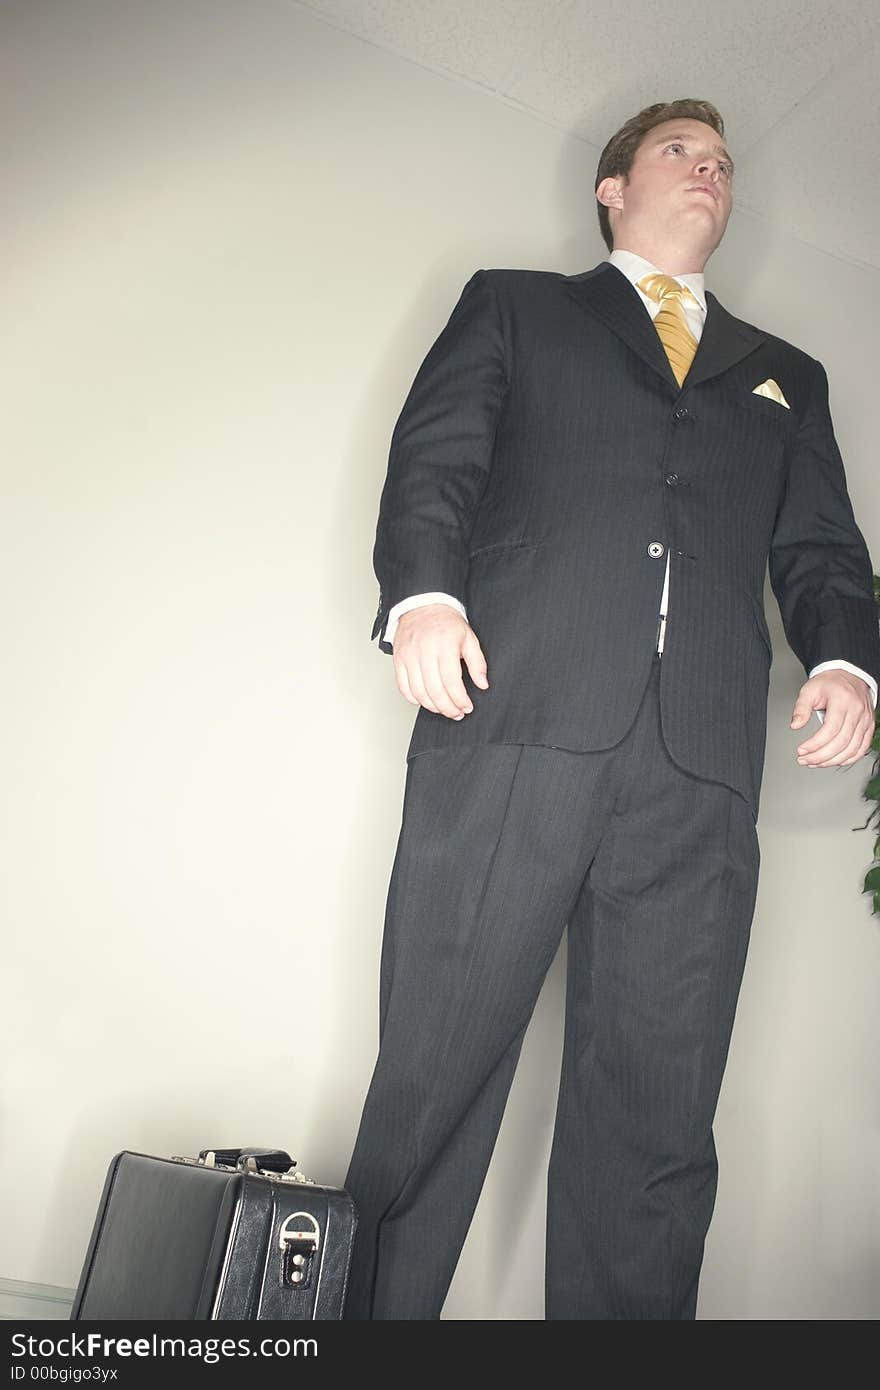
[343,652,761,1319]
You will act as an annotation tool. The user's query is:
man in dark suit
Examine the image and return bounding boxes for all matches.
[342,98,880,1320]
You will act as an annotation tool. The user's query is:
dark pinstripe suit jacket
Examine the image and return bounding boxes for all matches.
[370,260,880,821]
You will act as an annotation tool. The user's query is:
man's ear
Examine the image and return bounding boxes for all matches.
[596,174,625,212]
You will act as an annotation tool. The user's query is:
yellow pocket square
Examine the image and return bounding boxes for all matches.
[752,377,789,408]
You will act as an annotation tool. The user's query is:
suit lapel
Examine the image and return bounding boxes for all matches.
[562,261,766,394]
[564,262,677,390]
[686,289,765,391]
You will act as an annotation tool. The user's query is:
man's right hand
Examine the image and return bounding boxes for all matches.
[392,604,489,720]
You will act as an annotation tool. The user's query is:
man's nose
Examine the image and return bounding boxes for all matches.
[694,159,720,179]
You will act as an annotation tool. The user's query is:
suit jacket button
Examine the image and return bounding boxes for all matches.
[647,541,665,558]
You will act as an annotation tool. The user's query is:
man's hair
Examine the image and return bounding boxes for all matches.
[594,99,725,253]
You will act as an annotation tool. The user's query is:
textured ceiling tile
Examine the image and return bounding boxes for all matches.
[501,0,878,156]
[299,0,562,91]
[731,32,880,268]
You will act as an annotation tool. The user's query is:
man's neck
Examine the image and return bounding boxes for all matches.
[612,240,710,275]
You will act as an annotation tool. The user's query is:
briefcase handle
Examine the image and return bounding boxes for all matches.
[199,1146,296,1174]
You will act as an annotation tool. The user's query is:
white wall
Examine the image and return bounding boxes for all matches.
[3,0,879,1319]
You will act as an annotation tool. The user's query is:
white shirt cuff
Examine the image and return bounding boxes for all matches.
[384,592,468,649]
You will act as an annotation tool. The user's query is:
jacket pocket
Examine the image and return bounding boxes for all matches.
[468,538,541,561]
[734,391,796,431]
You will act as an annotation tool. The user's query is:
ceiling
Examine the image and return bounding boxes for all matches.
[298,0,880,270]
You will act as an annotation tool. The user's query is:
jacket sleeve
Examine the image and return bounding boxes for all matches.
[768,356,880,690]
[369,269,508,654]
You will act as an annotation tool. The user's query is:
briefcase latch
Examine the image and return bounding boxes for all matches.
[279,1210,320,1287]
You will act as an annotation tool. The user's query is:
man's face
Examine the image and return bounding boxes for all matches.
[601,117,735,259]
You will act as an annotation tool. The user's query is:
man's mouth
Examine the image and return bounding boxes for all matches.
[687,185,718,202]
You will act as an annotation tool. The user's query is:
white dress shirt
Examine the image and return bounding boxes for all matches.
[383,251,877,718]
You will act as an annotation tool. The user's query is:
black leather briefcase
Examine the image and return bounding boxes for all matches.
[70,1146,357,1320]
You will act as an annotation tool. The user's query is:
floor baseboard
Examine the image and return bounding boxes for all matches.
[0,1277,74,1321]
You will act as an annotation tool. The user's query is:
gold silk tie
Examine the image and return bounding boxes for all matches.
[636,273,699,387]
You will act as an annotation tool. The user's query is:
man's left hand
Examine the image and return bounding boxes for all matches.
[789,671,876,767]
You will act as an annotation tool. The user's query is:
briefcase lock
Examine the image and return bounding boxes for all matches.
[279,1211,320,1287]
[173,1151,318,1185]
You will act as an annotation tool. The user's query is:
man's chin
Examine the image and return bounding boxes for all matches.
[680,205,727,242]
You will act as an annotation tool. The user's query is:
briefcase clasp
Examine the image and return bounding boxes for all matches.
[279,1211,320,1287]
[279,1211,320,1254]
